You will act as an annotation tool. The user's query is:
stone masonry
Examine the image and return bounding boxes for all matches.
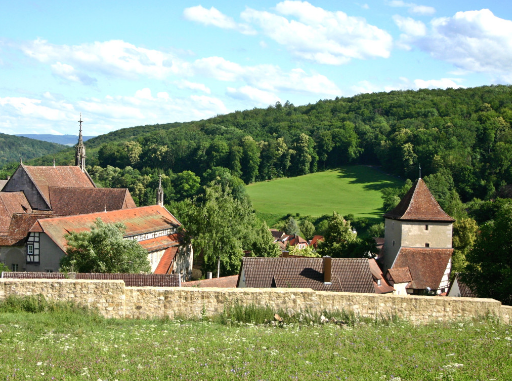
[0,279,509,324]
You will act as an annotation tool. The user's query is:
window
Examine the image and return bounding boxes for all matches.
[26,232,40,263]
[11,264,18,272]
[425,243,430,248]
[425,224,429,230]
[392,240,395,247]
[45,269,53,273]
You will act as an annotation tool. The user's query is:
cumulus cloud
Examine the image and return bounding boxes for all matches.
[399,9,512,78]
[192,56,341,96]
[227,86,281,105]
[350,77,463,95]
[21,38,188,82]
[175,79,211,94]
[183,5,255,35]
[388,1,435,16]
[239,1,392,64]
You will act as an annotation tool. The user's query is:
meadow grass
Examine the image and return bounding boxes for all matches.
[246,166,403,219]
[0,297,510,380]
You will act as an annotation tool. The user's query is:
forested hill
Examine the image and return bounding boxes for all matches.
[10,84,512,204]
[0,133,66,167]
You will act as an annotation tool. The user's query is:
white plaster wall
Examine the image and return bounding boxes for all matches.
[448,279,461,297]
[393,282,409,296]
[401,221,452,249]
[148,249,165,273]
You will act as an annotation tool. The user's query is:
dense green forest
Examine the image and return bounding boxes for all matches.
[8,84,512,206]
[0,133,66,167]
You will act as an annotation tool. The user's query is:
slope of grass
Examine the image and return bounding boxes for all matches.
[0,303,510,380]
[246,166,403,219]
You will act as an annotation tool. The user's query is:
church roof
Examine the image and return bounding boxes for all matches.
[23,165,96,208]
[48,187,136,216]
[383,178,454,222]
[392,247,453,290]
[30,205,180,252]
[0,192,32,233]
[0,212,52,246]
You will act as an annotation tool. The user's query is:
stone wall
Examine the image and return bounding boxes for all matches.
[0,279,509,324]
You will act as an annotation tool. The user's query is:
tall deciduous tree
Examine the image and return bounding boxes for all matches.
[462,205,512,304]
[249,221,281,258]
[284,217,301,236]
[317,212,357,258]
[60,218,151,273]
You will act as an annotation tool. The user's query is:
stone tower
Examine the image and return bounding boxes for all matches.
[381,178,455,272]
[75,114,86,171]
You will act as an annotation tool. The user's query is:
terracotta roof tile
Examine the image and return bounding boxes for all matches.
[183,275,239,288]
[240,257,375,293]
[384,179,454,222]
[387,267,413,284]
[139,234,180,252]
[32,205,180,252]
[0,213,52,246]
[154,246,179,275]
[0,192,32,233]
[368,258,395,294]
[393,247,452,290]
[49,187,136,215]
[23,165,95,207]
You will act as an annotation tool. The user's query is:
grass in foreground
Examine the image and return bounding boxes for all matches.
[246,166,403,219]
[0,297,511,380]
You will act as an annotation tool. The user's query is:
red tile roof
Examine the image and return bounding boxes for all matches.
[139,234,180,252]
[447,274,477,297]
[368,258,395,294]
[0,192,32,233]
[31,205,180,252]
[384,179,454,222]
[239,257,375,293]
[0,213,52,246]
[387,267,413,284]
[183,275,239,288]
[154,246,179,275]
[309,235,324,248]
[23,165,95,207]
[392,247,452,290]
[49,187,136,215]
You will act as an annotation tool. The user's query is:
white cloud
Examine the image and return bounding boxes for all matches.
[192,56,341,96]
[393,15,426,37]
[0,97,68,120]
[388,1,435,16]
[227,86,281,105]
[350,77,463,95]
[183,5,256,35]
[175,79,211,94]
[402,9,512,79]
[236,1,393,65]
[361,4,369,10]
[21,38,188,81]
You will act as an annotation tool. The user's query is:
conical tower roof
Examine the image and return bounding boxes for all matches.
[383,178,454,222]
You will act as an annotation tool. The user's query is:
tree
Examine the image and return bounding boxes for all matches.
[60,218,151,273]
[462,205,512,304]
[317,212,356,258]
[300,220,316,240]
[249,221,280,258]
[176,184,255,277]
[284,217,301,236]
[452,217,478,274]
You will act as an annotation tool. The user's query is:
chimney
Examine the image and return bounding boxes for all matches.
[323,256,332,284]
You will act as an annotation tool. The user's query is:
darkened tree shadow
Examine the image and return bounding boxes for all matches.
[335,165,402,192]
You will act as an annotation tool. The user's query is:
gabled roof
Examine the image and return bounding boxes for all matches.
[49,187,136,216]
[0,192,32,233]
[383,179,454,222]
[368,258,395,294]
[0,212,52,246]
[447,273,477,298]
[139,233,180,253]
[22,165,96,208]
[154,247,179,275]
[184,275,239,288]
[30,205,180,252]
[239,257,375,293]
[387,267,413,284]
[392,247,453,290]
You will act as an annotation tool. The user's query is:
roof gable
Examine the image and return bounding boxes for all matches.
[0,192,32,233]
[383,179,454,222]
[393,247,452,290]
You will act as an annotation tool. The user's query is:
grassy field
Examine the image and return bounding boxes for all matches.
[0,298,511,380]
[246,166,403,220]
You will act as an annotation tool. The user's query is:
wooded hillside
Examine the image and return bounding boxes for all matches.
[0,133,66,167]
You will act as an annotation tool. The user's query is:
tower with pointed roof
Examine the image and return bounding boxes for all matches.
[381,178,455,273]
[156,174,164,207]
[75,114,86,171]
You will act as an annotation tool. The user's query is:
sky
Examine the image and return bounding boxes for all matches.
[1,1,512,136]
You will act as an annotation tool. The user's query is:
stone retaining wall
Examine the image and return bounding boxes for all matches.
[0,279,509,324]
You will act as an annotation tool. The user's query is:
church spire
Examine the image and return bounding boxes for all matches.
[156,173,164,207]
[75,113,86,171]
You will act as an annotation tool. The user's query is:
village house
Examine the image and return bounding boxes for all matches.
[0,116,193,277]
[379,178,454,295]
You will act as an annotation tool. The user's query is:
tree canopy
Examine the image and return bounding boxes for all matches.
[60,218,151,273]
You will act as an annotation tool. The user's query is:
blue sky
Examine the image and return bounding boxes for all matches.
[1,1,512,136]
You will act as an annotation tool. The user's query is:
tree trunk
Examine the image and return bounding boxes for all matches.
[217,256,221,278]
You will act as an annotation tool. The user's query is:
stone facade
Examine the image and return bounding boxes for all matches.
[0,279,509,324]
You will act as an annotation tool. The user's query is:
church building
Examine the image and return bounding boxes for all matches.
[0,116,192,278]
[379,178,454,295]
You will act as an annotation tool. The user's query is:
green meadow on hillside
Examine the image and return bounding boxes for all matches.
[246,166,403,221]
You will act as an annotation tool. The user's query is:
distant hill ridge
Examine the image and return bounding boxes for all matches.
[16,134,96,146]
[0,133,67,168]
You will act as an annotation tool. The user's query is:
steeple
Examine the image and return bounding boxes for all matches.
[75,113,86,171]
[156,174,164,207]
